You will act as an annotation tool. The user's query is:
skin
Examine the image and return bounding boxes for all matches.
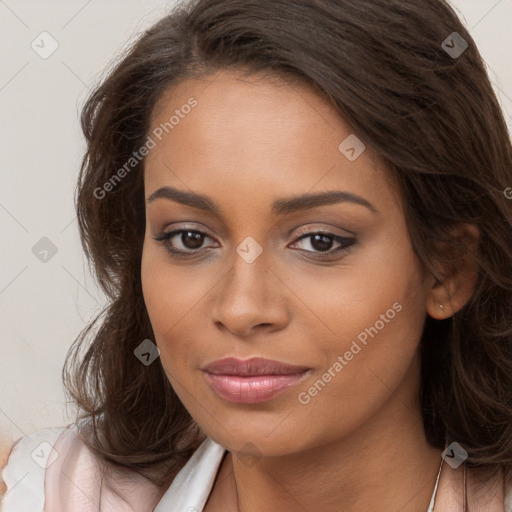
[141,69,479,512]
[0,451,7,495]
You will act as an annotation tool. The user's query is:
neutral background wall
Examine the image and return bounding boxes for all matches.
[1,0,511,449]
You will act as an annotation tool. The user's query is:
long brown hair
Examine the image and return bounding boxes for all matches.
[64,0,512,487]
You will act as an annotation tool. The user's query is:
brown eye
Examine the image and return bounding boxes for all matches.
[290,231,357,257]
[153,229,216,256]
[176,230,206,250]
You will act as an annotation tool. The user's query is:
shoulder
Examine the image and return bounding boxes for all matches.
[0,423,187,512]
[435,464,512,512]
[0,426,222,512]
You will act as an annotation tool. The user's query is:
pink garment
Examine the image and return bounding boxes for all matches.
[3,422,512,511]
[43,427,512,512]
[2,423,226,512]
[44,424,164,511]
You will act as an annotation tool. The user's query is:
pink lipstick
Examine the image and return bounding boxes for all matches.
[201,357,311,404]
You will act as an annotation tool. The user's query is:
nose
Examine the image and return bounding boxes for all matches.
[209,248,290,338]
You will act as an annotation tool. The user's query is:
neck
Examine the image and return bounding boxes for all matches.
[224,358,442,512]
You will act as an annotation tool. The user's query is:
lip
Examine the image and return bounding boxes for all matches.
[201,357,311,404]
[202,357,311,376]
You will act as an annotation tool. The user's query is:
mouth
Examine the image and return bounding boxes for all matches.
[201,357,312,404]
[202,357,311,376]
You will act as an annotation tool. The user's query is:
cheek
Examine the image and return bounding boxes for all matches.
[141,239,193,327]
[140,241,213,374]
[286,226,427,357]
[295,251,427,426]
[296,304,424,441]
[141,245,170,329]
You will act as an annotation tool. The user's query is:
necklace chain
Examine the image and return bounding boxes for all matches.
[233,455,468,512]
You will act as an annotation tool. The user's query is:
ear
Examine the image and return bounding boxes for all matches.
[425,223,480,320]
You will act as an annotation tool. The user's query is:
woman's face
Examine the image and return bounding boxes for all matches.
[141,69,434,456]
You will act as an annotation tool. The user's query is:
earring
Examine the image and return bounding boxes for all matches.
[439,304,444,310]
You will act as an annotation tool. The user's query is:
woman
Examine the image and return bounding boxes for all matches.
[2,0,512,510]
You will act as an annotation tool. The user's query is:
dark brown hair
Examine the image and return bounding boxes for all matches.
[64,0,512,488]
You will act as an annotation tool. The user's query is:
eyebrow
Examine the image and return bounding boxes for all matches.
[146,186,379,216]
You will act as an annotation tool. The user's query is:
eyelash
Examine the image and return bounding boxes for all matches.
[153,228,357,260]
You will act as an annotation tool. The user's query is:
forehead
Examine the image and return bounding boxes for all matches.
[144,69,400,216]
